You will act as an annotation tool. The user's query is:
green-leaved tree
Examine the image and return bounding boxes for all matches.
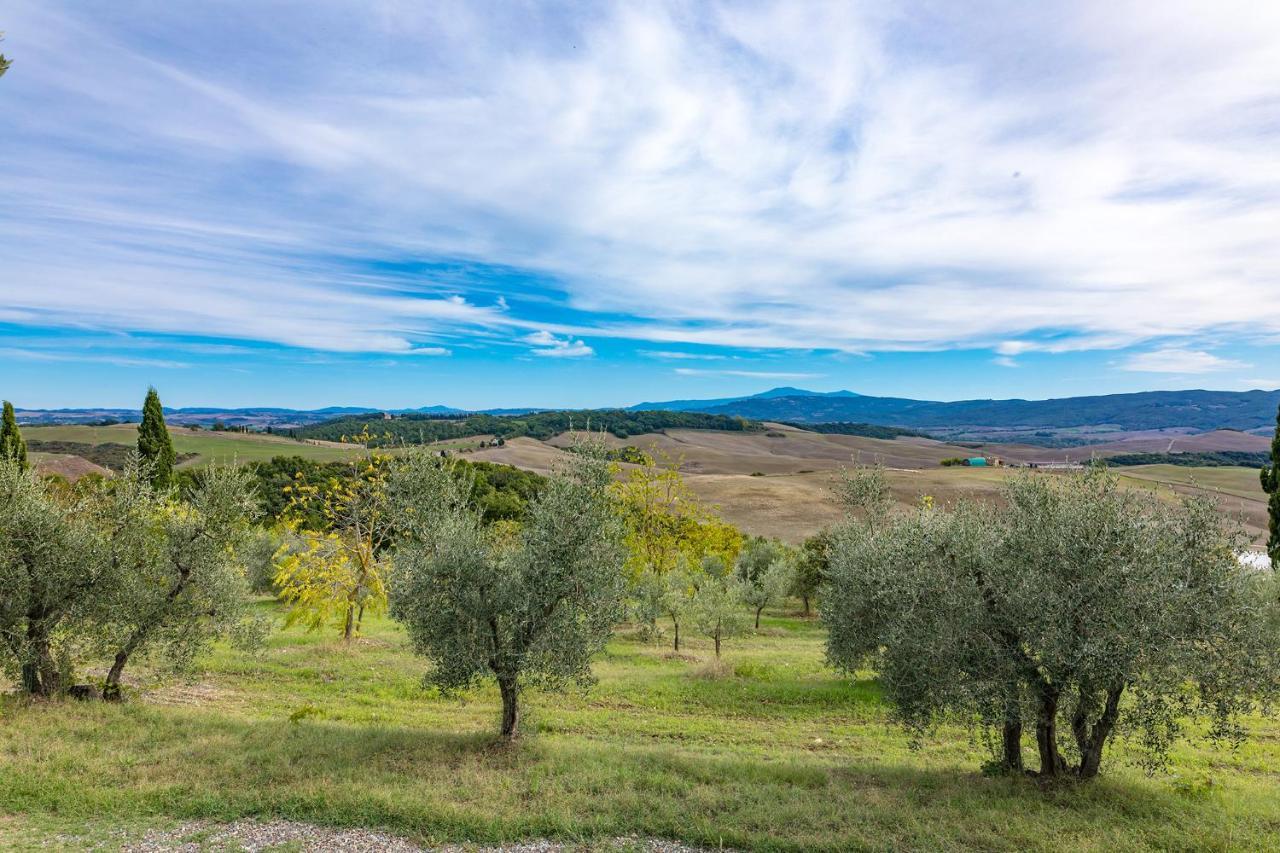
[1262,401,1280,565]
[1,401,27,471]
[792,530,830,616]
[0,459,111,696]
[98,461,262,700]
[690,556,747,658]
[137,387,176,488]
[735,538,794,629]
[389,445,626,738]
[825,466,1280,781]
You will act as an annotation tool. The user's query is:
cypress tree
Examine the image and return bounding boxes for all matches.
[0,401,27,471]
[1263,402,1280,565]
[137,387,176,487]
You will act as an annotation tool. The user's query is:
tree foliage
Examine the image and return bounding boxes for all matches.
[1263,402,1280,564]
[299,409,759,447]
[792,531,830,616]
[0,459,110,695]
[389,445,626,738]
[0,400,27,471]
[275,455,393,641]
[136,388,176,489]
[97,461,263,700]
[244,455,544,526]
[611,451,742,581]
[689,557,748,659]
[734,538,794,628]
[824,466,1280,780]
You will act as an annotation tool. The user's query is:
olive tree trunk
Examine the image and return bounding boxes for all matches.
[1035,686,1066,777]
[21,621,61,697]
[498,675,520,739]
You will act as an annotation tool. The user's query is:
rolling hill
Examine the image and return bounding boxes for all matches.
[644,387,1280,443]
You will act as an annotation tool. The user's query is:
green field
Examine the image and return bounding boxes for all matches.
[1,603,1277,851]
[1116,464,1267,501]
[23,424,364,467]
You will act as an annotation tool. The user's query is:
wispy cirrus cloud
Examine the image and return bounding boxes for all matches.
[1,0,1278,364]
[639,350,728,361]
[674,368,823,380]
[1119,348,1251,374]
[0,346,190,369]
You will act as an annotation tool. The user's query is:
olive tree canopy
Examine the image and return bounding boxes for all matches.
[97,461,262,700]
[824,466,1280,780]
[389,445,626,738]
[0,459,110,695]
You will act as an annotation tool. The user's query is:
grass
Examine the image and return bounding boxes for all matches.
[1115,465,1266,501]
[23,424,363,467]
[1,604,1277,851]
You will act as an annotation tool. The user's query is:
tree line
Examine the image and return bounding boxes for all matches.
[296,409,760,446]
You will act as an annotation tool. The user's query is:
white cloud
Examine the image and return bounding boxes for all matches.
[2,1,1280,356]
[1119,348,1251,374]
[992,356,1019,368]
[525,331,594,358]
[0,347,189,369]
[674,368,823,379]
[409,347,451,356]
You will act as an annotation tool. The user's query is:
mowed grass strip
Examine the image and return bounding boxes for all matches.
[1,604,1277,851]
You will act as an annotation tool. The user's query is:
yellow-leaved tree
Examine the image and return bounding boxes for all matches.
[611,450,743,643]
[274,451,393,642]
[611,450,742,577]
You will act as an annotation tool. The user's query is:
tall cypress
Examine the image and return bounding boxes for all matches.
[0,400,27,471]
[137,387,176,487]
[1263,401,1280,565]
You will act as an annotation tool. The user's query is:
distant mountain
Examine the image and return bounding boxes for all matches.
[629,386,860,412]
[698,389,1280,439]
[17,403,524,427]
[17,387,1280,443]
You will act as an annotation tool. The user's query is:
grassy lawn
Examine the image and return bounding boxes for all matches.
[1,604,1277,851]
[23,424,363,466]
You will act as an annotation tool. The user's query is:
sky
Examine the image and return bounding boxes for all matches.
[2,0,1279,410]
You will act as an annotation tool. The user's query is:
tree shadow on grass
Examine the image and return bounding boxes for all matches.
[0,701,1257,852]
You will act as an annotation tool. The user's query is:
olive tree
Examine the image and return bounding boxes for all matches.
[735,538,794,629]
[98,462,261,700]
[825,467,1280,780]
[690,557,748,658]
[0,459,110,695]
[661,561,702,652]
[791,530,829,616]
[389,446,626,738]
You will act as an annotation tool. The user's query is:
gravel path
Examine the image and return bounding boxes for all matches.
[117,819,729,852]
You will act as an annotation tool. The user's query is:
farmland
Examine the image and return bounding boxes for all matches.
[25,421,1274,548]
[24,424,363,468]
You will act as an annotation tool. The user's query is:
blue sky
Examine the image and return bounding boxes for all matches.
[2,1,1278,410]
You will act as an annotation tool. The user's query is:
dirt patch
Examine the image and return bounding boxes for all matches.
[142,682,228,708]
[31,452,111,482]
[120,819,727,852]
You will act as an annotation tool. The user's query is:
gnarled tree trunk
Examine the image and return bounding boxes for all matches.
[1072,683,1124,780]
[1035,686,1066,777]
[498,675,520,739]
